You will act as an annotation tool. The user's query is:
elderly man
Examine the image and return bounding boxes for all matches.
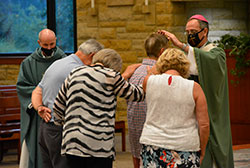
[16,28,67,168]
[31,39,104,168]
[158,14,234,168]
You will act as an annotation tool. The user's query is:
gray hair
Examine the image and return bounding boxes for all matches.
[78,39,104,55]
[92,48,122,72]
[198,20,209,36]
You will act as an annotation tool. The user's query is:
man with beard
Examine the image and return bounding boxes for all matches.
[158,14,234,168]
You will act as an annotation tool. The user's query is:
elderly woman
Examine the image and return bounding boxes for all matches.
[53,48,144,168]
[140,48,209,168]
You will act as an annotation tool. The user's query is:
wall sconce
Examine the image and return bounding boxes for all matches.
[90,0,97,16]
[142,0,150,14]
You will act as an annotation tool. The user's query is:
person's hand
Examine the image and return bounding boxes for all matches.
[147,65,158,75]
[37,106,52,122]
[122,63,142,80]
[157,30,183,49]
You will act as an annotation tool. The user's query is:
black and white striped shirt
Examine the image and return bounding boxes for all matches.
[53,64,144,159]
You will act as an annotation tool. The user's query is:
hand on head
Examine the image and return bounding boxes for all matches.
[157,30,183,48]
[157,30,170,40]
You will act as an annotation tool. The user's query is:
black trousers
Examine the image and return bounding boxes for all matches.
[189,75,199,83]
[39,120,70,168]
[66,154,113,168]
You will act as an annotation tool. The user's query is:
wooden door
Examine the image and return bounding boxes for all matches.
[226,50,250,145]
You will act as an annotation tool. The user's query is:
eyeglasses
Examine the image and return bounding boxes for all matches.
[184,28,204,36]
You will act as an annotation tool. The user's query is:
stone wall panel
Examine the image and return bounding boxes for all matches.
[99,28,117,39]
[117,33,149,40]
[99,40,132,51]
[126,21,146,32]
[100,21,126,27]
[119,51,138,63]
[156,14,174,26]
[98,5,133,21]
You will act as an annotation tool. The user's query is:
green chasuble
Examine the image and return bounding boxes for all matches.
[192,42,234,168]
[16,47,66,168]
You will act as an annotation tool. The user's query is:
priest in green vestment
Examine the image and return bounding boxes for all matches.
[158,14,234,168]
[16,29,66,168]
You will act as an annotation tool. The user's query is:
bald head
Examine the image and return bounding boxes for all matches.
[38,29,56,41]
[38,29,57,50]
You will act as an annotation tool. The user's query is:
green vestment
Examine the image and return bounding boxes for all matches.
[192,42,234,168]
[16,47,66,168]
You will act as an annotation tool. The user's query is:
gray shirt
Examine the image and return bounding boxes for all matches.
[38,54,84,121]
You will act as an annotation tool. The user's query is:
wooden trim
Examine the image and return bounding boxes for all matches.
[231,120,250,125]
[171,0,210,1]
[106,0,134,6]
[115,121,126,151]
[233,144,250,150]
[225,0,247,1]
[0,57,25,65]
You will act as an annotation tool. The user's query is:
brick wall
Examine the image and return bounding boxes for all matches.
[0,0,249,129]
[0,65,19,85]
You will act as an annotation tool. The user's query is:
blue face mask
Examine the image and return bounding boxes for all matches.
[41,47,56,56]
[187,28,204,47]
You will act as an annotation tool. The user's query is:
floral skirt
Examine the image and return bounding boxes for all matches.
[141,144,200,168]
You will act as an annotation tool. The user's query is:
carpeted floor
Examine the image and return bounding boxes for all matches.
[1,134,250,168]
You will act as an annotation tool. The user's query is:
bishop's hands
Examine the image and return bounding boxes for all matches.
[157,30,184,50]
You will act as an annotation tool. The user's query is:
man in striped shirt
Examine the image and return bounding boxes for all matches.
[53,49,144,168]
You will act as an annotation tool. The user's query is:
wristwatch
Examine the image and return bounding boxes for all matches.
[182,43,187,51]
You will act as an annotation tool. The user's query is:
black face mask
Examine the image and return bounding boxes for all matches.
[187,28,204,47]
[41,47,56,56]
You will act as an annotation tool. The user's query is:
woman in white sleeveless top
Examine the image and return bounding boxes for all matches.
[140,48,209,168]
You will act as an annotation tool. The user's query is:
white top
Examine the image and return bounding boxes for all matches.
[187,42,213,75]
[187,46,198,75]
[140,74,200,152]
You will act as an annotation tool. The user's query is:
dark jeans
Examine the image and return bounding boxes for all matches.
[66,154,113,168]
[39,120,70,168]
